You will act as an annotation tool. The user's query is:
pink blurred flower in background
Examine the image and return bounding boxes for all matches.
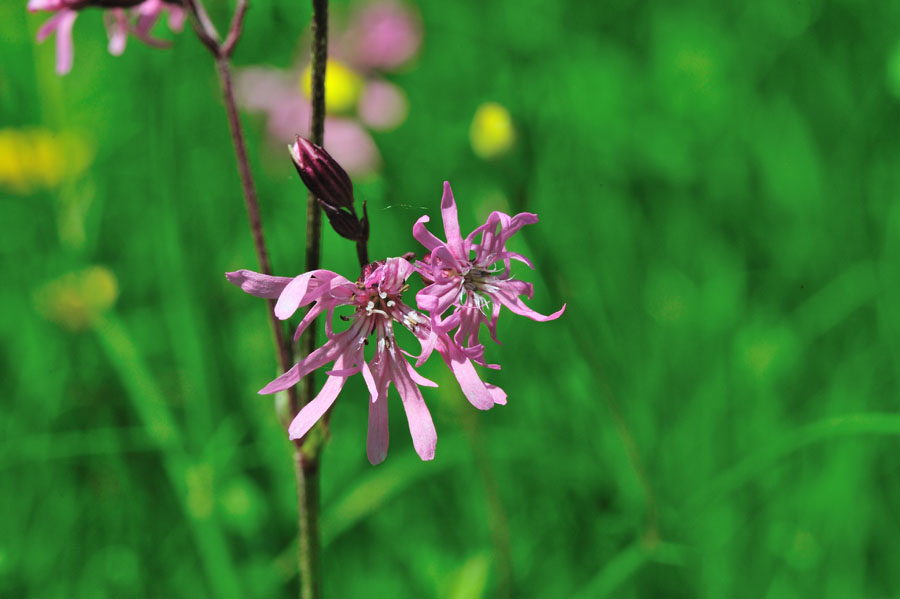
[28,0,184,74]
[237,0,422,175]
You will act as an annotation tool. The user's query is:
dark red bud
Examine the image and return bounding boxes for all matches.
[289,136,355,212]
[323,207,364,242]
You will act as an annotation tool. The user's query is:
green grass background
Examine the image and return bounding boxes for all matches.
[3,0,900,596]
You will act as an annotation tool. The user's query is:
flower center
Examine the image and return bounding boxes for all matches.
[458,269,501,313]
[365,290,398,317]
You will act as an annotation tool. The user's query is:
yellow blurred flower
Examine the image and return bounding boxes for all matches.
[302,59,364,114]
[0,128,92,193]
[469,102,516,159]
[35,266,119,331]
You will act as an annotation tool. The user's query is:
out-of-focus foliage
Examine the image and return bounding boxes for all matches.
[3,0,900,597]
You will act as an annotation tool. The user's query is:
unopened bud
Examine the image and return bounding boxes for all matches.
[324,207,364,241]
[289,136,355,211]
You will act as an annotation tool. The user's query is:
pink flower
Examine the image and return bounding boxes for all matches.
[227,259,435,464]
[28,0,184,75]
[413,182,566,361]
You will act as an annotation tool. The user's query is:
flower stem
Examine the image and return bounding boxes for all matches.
[294,1,329,598]
[295,444,321,599]
[185,0,299,411]
[213,56,299,416]
[185,4,319,594]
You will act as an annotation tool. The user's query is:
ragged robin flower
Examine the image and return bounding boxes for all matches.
[413,182,565,363]
[28,0,184,75]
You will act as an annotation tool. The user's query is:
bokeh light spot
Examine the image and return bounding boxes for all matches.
[302,60,364,114]
[34,266,119,331]
[469,102,515,159]
[0,128,93,193]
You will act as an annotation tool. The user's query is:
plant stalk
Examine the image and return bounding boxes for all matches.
[214,56,299,417]
[184,0,298,417]
[187,0,330,593]
[294,0,329,597]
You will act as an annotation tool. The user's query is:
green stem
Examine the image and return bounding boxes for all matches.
[184,1,319,594]
[295,444,322,599]
[295,0,329,597]
[214,55,299,418]
[184,0,299,416]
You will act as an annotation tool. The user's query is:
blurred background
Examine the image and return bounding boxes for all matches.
[3,0,900,596]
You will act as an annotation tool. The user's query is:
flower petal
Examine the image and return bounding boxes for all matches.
[259,362,303,395]
[358,80,408,131]
[413,324,438,367]
[226,269,294,299]
[495,289,566,323]
[500,211,539,245]
[36,10,68,42]
[37,11,78,74]
[107,11,128,56]
[496,251,534,269]
[389,358,436,461]
[292,303,325,342]
[347,1,422,69]
[28,0,58,12]
[288,373,347,440]
[412,215,444,253]
[503,279,534,300]
[259,328,356,394]
[439,340,495,410]
[440,182,466,260]
[361,359,379,402]
[167,6,186,31]
[53,11,77,75]
[366,392,389,464]
[407,365,438,388]
[487,383,507,405]
[135,11,161,38]
[274,269,342,320]
[416,280,461,315]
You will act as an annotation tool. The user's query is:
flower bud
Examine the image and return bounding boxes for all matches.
[323,207,364,241]
[289,136,355,212]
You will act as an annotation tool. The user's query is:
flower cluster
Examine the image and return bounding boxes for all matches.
[228,139,564,464]
[236,0,422,175]
[28,0,184,74]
